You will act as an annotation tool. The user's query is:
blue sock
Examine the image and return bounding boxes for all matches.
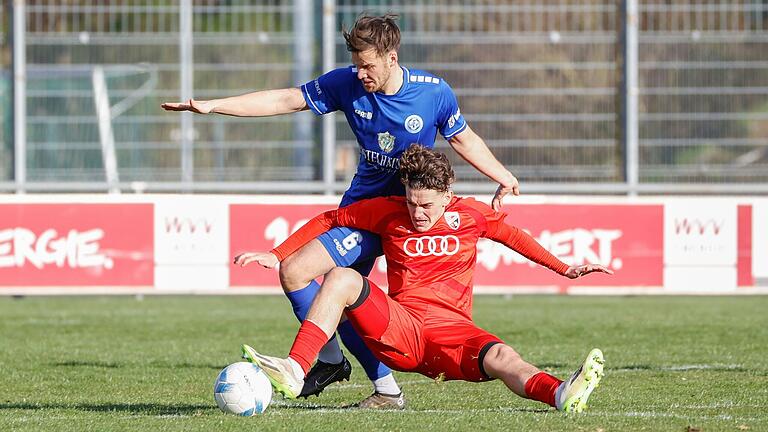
[285,280,321,321]
[286,281,343,364]
[337,320,391,380]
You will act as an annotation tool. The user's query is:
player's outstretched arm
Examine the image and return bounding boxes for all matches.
[161,87,308,117]
[564,264,614,279]
[233,252,279,269]
[448,127,520,211]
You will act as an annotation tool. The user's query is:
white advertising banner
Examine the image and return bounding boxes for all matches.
[664,200,737,266]
[753,200,768,280]
[154,198,229,290]
[664,200,738,291]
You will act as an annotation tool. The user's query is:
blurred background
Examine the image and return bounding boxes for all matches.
[0,0,766,195]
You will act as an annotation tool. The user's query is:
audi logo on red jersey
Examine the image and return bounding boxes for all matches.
[403,235,461,257]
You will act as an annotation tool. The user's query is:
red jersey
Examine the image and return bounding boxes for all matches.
[272,196,569,319]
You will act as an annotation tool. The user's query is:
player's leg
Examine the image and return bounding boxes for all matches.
[481,343,551,398]
[277,238,351,390]
[244,267,406,405]
[335,256,401,397]
[280,227,401,400]
[243,267,364,399]
[482,344,605,413]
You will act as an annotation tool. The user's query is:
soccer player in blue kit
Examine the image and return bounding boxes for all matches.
[162,14,520,409]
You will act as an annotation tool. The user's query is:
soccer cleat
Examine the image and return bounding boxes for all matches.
[241,344,304,399]
[348,391,406,410]
[298,357,353,398]
[555,348,605,413]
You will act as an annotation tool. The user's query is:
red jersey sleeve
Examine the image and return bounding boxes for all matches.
[461,198,570,275]
[270,197,394,261]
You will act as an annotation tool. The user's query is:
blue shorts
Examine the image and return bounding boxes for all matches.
[317,227,383,277]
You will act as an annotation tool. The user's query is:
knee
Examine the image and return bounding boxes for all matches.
[483,344,523,374]
[323,267,364,304]
[278,253,306,288]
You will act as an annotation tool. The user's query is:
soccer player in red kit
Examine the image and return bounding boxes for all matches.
[234,144,612,412]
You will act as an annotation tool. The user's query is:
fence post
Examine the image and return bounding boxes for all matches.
[11,0,26,193]
[322,0,336,195]
[293,0,313,180]
[620,0,639,195]
[180,0,194,187]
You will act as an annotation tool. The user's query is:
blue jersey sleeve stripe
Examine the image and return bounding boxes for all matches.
[301,83,324,115]
[443,121,468,139]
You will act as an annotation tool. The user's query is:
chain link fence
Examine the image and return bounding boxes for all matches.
[0,0,766,193]
[639,1,768,184]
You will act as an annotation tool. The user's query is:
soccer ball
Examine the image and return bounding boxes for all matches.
[213,362,273,416]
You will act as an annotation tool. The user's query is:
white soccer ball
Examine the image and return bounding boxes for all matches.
[213,362,273,416]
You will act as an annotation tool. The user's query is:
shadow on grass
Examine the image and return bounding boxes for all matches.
[51,360,225,370]
[53,361,121,368]
[2,401,551,414]
[0,402,211,416]
[273,401,550,413]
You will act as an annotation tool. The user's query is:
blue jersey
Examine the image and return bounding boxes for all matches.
[301,66,467,206]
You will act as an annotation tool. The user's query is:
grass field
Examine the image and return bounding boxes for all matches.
[1,295,766,431]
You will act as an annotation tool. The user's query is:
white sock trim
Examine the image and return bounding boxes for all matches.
[287,357,307,380]
[373,373,401,395]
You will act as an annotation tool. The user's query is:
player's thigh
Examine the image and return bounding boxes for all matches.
[279,238,336,290]
[345,279,424,372]
[422,317,502,382]
[316,227,382,271]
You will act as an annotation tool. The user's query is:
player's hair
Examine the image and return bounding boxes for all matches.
[343,14,401,56]
[399,144,455,193]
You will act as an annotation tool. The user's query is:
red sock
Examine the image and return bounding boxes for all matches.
[288,320,329,375]
[524,372,563,407]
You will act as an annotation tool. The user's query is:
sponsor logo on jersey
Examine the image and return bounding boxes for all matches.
[444,212,461,230]
[355,109,373,120]
[313,79,322,95]
[361,149,400,171]
[403,235,460,257]
[377,131,396,153]
[404,114,424,134]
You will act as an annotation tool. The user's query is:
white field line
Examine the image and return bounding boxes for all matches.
[6,408,762,422]
[611,364,745,373]
[262,407,761,422]
[319,364,747,389]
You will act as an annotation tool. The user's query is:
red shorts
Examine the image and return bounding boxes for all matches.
[345,279,503,382]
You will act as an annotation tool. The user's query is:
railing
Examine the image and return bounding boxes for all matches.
[0,0,766,194]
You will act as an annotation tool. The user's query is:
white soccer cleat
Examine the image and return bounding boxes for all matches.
[241,344,304,399]
[555,348,605,413]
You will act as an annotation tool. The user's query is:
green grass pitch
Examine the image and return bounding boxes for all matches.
[1,295,766,431]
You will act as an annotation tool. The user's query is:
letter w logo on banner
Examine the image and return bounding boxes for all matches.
[403,235,460,257]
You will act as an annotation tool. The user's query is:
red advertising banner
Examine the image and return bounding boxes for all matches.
[472,204,663,287]
[0,204,154,287]
[230,203,664,288]
[230,204,339,287]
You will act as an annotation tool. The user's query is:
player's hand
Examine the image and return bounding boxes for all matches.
[491,175,520,211]
[161,99,216,114]
[564,264,614,279]
[233,252,279,269]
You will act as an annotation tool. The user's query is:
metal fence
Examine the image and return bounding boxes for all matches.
[0,0,766,194]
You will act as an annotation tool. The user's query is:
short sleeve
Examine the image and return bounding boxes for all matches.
[300,67,351,115]
[437,80,468,139]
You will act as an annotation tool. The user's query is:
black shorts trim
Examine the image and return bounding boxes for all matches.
[347,277,371,311]
[478,340,502,379]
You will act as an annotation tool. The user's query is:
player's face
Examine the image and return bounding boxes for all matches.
[351,49,394,93]
[405,188,453,232]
